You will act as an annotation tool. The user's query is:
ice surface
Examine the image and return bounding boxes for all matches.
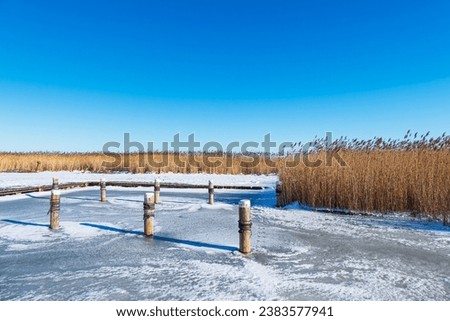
[0,171,277,189]
[0,174,449,301]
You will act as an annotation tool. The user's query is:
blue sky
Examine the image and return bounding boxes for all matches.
[0,0,449,152]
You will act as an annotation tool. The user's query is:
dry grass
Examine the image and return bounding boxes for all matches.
[279,132,450,225]
[1,131,449,224]
[0,152,281,175]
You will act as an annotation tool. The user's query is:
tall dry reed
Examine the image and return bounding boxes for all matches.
[279,132,450,224]
[1,131,449,224]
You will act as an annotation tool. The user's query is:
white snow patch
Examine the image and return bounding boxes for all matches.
[0,171,277,189]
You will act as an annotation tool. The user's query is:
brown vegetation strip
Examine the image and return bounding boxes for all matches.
[1,132,449,224]
[0,153,281,175]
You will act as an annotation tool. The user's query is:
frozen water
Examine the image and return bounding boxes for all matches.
[0,181,449,301]
[0,171,276,189]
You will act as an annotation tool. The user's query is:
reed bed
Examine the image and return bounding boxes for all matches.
[0,152,281,175]
[1,131,449,224]
[279,132,450,225]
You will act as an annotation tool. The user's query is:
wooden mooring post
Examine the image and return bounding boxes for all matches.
[239,200,252,254]
[52,177,59,190]
[49,190,60,230]
[208,180,214,205]
[144,192,155,237]
[276,181,283,207]
[154,179,161,204]
[100,179,107,202]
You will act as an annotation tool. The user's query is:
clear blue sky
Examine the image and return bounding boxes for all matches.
[1,0,449,152]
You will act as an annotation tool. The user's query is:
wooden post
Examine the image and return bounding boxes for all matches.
[144,192,155,237]
[52,177,59,190]
[154,179,161,204]
[208,180,214,205]
[276,181,283,207]
[239,200,252,254]
[100,179,106,202]
[49,190,60,230]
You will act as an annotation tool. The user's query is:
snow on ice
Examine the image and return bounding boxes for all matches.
[0,172,449,300]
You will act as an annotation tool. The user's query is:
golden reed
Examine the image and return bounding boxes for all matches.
[1,132,449,224]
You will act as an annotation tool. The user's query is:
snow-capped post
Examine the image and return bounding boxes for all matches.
[238,200,252,254]
[144,192,155,237]
[49,189,61,230]
[154,179,161,204]
[52,177,59,190]
[276,181,282,207]
[208,180,214,205]
[100,179,107,202]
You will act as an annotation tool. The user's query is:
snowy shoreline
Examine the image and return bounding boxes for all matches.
[0,171,278,189]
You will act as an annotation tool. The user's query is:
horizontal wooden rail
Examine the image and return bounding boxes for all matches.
[0,181,267,197]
